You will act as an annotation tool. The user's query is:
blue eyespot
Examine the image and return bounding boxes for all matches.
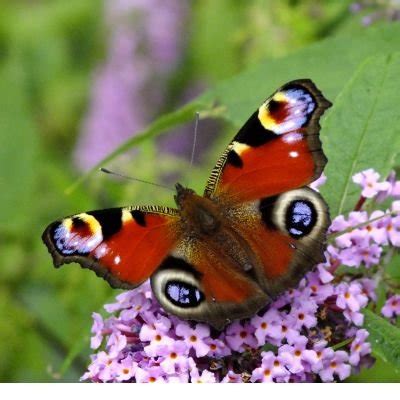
[165,280,204,308]
[285,200,317,238]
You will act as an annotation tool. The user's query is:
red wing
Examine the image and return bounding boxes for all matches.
[42,206,180,289]
[204,80,331,203]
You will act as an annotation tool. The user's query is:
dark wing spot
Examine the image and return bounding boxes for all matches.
[235,111,276,147]
[87,208,122,239]
[165,280,204,308]
[267,99,289,122]
[226,150,243,168]
[159,256,202,279]
[259,196,279,230]
[72,217,86,229]
[131,210,146,227]
[285,200,317,238]
[71,217,91,237]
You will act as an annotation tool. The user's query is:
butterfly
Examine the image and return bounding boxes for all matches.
[42,79,331,330]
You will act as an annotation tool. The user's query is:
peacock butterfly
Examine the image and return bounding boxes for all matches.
[42,79,331,330]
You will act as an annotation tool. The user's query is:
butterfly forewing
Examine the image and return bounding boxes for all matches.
[42,206,181,289]
[204,79,331,203]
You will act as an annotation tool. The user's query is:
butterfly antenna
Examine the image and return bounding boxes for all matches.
[190,112,200,168]
[99,168,174,192]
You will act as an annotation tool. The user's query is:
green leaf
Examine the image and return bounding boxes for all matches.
[321,53,400,216]
[363,308,400,370]
[385,251,400,282]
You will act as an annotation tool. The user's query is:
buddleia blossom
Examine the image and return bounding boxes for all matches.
[82,169,400,382]
[381,295,400,319]
[350,1,400,25]
[75,0,187,170]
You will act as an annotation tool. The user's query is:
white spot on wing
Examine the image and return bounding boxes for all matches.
[283,132,303,144]
[94,243,109,259]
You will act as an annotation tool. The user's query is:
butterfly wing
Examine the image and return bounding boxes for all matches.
[225,187,330,299]
[42,206,180,289]
[204,79,331,203]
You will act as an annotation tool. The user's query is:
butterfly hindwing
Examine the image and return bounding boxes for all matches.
[224,187,330,298]
[42,206,180,289]
[204,79,331,203]
[150,242,269,330]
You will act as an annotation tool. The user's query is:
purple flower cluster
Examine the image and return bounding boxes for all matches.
[82,169,400,382]
[350,1,400,25]
[75,0,187,170]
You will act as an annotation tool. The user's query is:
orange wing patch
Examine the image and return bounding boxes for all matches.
[95,214,179,284]
[199,258,254,303]
[247,225,295,279]
[219,133,315,202]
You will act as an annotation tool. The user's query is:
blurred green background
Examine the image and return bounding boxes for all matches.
[1,0,400,382]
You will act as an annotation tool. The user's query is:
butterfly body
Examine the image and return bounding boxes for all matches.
[43,79,332,329]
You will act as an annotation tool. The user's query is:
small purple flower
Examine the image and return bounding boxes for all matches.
[251,351,289,383]
[289,298,318,330]
[107,331,128,357]
[190,367,216,383]
[268,315,300,346]
[318,351,351,382]
[222,371,243,383]
[344,310,364,327]
[115,355,138,382]
[353,169,391,198]
[90,313,105,349]
[336,282,368,312]
[204,337,231,357]
[330,214,350,233]
[385,215,400,247]
[225,321,257,352]
[95,351,119,382]
[278,336,318,374]
[135,366,166,383]
[367,210,390,245]
[359,278,377,302]
[381,295,400,318]
[251,309,283,346]
[175,323,210,357]
[139,315,174,356]
[376,171,400,202]
[158,341,189,374]
[310,340,335,373]
[349,329,371,366]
